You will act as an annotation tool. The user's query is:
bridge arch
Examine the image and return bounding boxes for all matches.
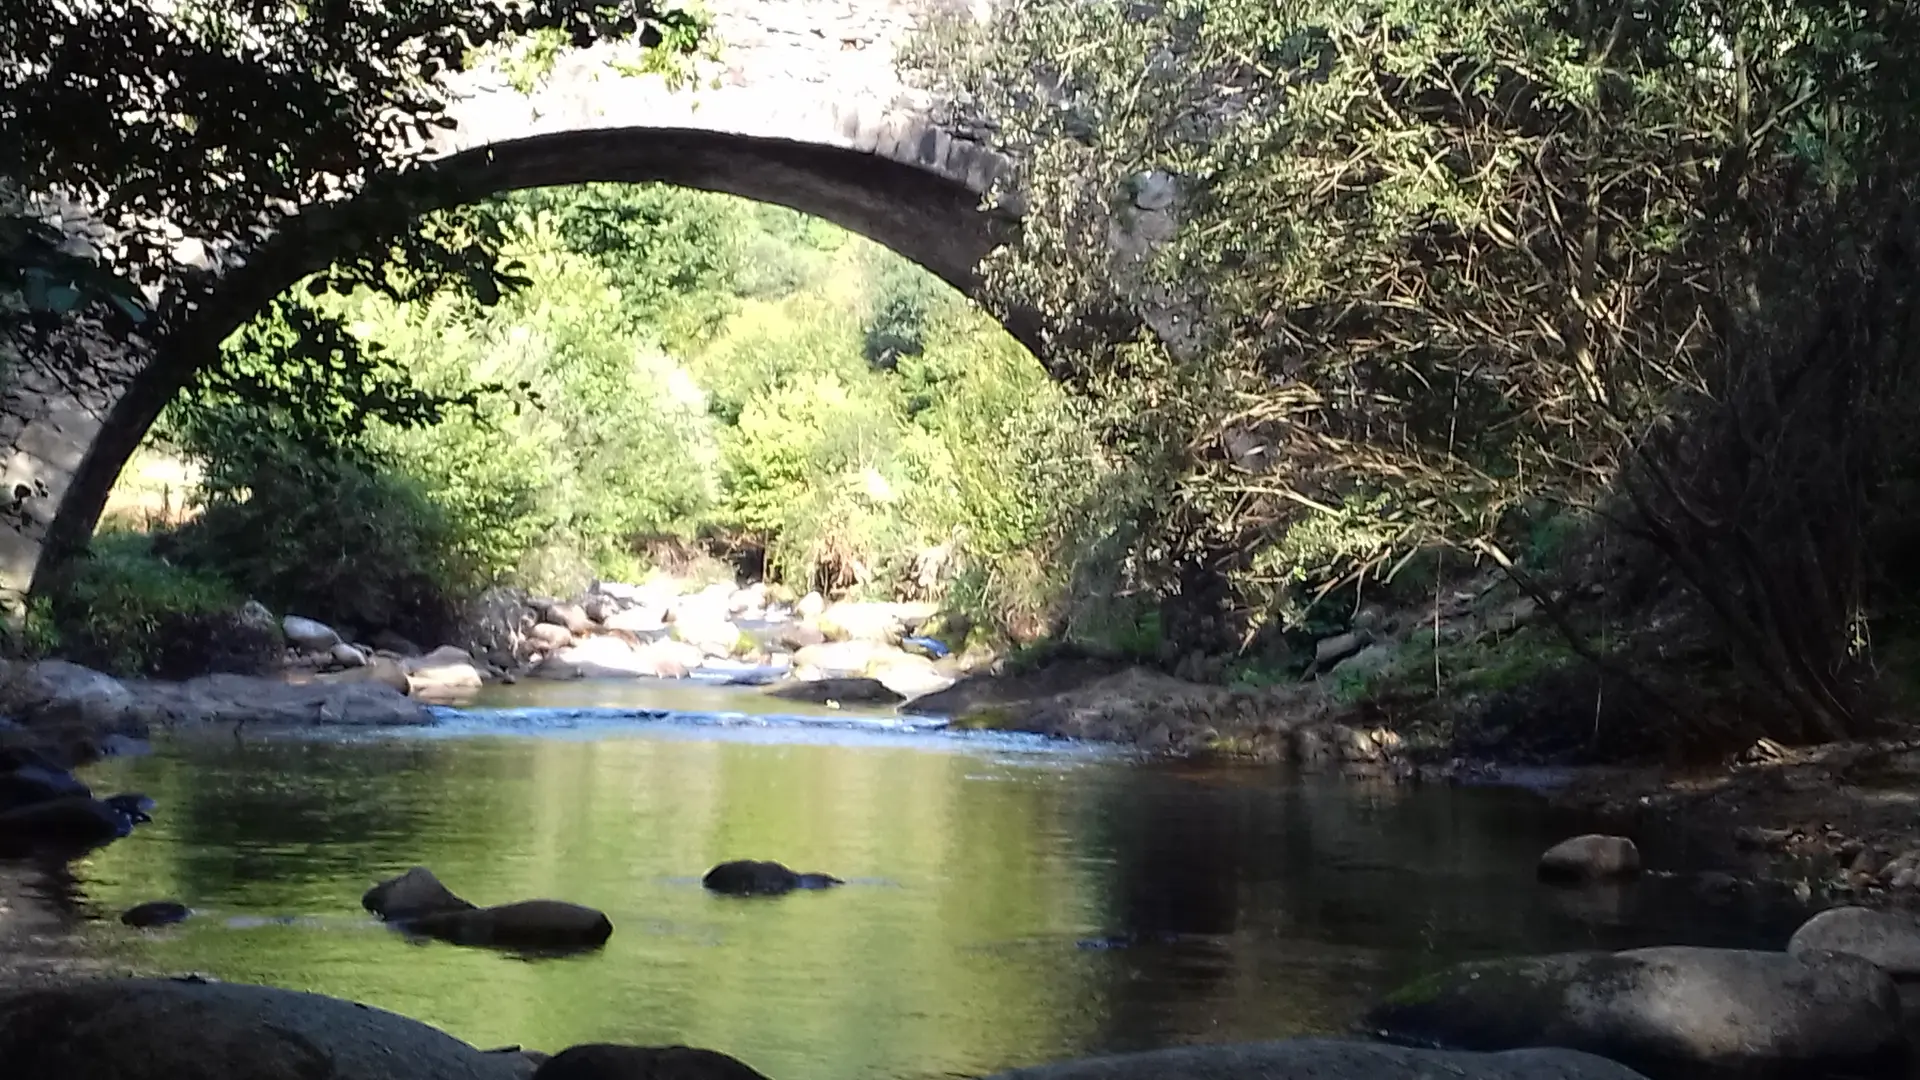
[29,118,1029,598]
[0,0,1069,607]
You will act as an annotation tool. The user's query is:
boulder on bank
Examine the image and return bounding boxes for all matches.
[539,601,595,637]
[405,900,614,952]
[281,614,342,652]
[536,1044,771,1080]
[1537,835,1642,884]
[702,859,842,896]
[1788,905,1920,977]
[528,622,576,652]
[404,646,486,701]
[535,637,704,680]
[0,659,141,741]
[979,1039,1650,1080]
[0,978,528,1080]
[131,672,434,727]
[767,677,903,706]
[1363,946,1905,1080]
[319,655,412,695]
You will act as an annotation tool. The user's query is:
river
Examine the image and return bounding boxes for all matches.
[3,678,1809,1079]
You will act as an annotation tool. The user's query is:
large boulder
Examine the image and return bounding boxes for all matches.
[363,866,474,921]
[535,1044,771,1080]
[528,623,575,652]
[281,614,342,652]
[405,900,614,952]
[318,655,413,695]
[1363,946,1905,1080]
[602,607,667,635]
[128,674,434,727]
[0,793,151,854]
[0,660,141,739]
[701,859,842,896]
[978,1040,1650,1080]
[816,601,935,643]
[538,601,595,637]
[458,585,539,664]
[537,637,703,680]
[0,978,525,1080]
[1537,835,1641,884]
[363,868,610,952]
[1789,906,1920,977]
[791,640,895,677]
[0,762,89,812]
[405,646,487,702]
[767,677,903,706]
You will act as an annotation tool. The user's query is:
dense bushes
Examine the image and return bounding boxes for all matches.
[908,0,1920,742]
[41,530,281,679]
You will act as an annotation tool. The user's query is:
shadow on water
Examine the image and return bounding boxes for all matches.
[0,689,1815,1080]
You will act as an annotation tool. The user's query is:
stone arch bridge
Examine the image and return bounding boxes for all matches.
[0,0,1055,611]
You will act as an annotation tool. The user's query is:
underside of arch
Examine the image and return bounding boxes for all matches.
[32,126,1038,595]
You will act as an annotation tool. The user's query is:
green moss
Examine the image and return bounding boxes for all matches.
[1381,968,1455,1007]
[952,706,1013,731]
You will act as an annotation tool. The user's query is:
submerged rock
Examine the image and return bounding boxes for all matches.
[702,860,843,896]
[405,900,614,953]
[1537,835,1642,885]
[1364,946,1904,1080]
[982,1040,1648,1079]
[121,900,192,928]
[1788,905,1920,977]
[535,1044,771,1080]
[0,978,527,1080]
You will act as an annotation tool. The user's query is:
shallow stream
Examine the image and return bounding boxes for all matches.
[4,678,1811,1079]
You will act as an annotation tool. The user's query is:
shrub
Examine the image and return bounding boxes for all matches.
[46,529,276,678]
[166,443,477,645]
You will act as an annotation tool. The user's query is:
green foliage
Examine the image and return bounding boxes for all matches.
[47,529,245,677]
[135,176,1131,648]
[166,444,477,643]
[910,0,1920,734]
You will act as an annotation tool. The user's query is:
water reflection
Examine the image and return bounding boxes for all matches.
[3,709,1806,1080]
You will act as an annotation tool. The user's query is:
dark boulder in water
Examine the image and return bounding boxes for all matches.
[535,1043,771,1080]
[364,867,612,952]
[0,763,90,812]
[701,860,842,896]
[363,866,475,921]
[122,900,192,928]
[0,977,525,1080]
[404,900,614,953]
[0,791,152,853]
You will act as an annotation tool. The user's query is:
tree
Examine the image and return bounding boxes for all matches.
[0,0,706,424]
[910,0,1920,744]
